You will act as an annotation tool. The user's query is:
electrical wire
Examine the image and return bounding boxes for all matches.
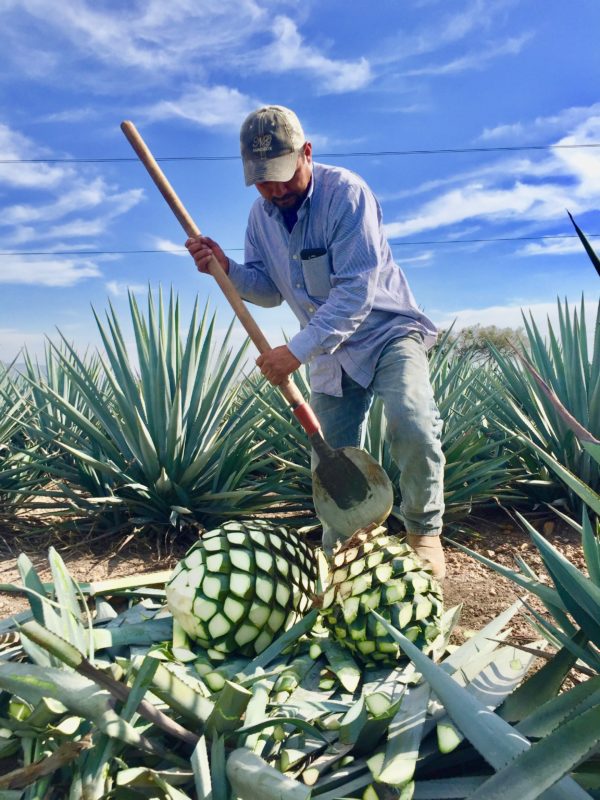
[1,142,599,164]
[0,232,598,257]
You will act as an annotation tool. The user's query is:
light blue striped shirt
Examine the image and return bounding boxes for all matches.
[227,162,437,397]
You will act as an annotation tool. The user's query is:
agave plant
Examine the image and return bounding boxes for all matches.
[569,210,600,278]
[452,360,600,680]
[20,288,299,534]
[1,536,600,798]
[487,295,599,511]
[1,371,599,798]
[0,361,41,507]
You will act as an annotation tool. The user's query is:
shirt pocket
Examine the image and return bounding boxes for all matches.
[300,249,331,300]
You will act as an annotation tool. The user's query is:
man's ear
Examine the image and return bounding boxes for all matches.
[303,141,313,162]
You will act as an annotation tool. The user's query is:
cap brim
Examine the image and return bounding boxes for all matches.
[243,150,299,186]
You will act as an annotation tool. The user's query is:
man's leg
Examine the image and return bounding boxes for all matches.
[373,335,446,578]
[310,373,372,558]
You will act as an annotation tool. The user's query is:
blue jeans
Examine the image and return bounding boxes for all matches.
[310,334,445,556]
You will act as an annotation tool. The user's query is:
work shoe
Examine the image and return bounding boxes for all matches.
[407,533,446,580]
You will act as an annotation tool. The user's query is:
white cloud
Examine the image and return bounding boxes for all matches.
[385,115,600,240]
[397,251,434,267]
[39,107,100,123]
[374,0,520,64]
[0,124,72,190]
[3,182,143,227]
[401,34,531,78]
[253,16,371,93]
[9,0,266,74]
[144,85,259,128]
[4,1,370,96]
[153,237,188,256]
[106,280,147,297]
[432,299,597,340]
[517,238,587,257]
[480,102,600,142]
[0,257,100,286]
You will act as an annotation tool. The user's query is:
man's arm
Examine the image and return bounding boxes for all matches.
[186,234,296,385]
[186,234,283,308]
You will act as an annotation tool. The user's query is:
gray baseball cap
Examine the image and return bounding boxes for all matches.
[240,105,306,186]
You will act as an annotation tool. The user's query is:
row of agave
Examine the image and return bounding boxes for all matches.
[0,370,598,798]
[0,287,597,541]
[0,218,597,796]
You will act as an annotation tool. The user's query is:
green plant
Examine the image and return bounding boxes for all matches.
[20,289,300,536]
[452,361,600,677]
[320,526,443,665]
[166,519,318,657]
[488,296,599,510]
[0,362,41,507]
[569,210,600,278]
[2,541,599,798]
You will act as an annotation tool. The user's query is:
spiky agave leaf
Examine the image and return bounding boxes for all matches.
[488,295,600,510]
[0,361,44,505]
[18,289,303,533]
[166,520,319,657]
[320,527,444,666]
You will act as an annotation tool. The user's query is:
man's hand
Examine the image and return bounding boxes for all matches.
[256,346,301,385]
[185,236,229,274]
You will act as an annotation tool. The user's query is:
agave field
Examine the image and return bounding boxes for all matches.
[0,229,598,797]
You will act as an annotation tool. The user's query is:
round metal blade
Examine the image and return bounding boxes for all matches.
[312,446,394,536]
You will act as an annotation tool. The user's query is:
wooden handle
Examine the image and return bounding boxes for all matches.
[120,120,310,414]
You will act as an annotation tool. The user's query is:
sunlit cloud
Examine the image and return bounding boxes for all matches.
[385,116,600,240]
[144,85,259,127]
[517,238,593,257]
[396,251,435,267]
[0,257,101,286]
[253,16,372,93]
[432,298,597,339]
[153,237,188,256]
[3,1,370,96]
[480,102,600,142]
[106,280,147,296]
[401,34,531,77]
[373,0,521,64]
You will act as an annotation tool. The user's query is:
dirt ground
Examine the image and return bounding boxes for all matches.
[0,508,586,644]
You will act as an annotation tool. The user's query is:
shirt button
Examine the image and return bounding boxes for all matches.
[292,255,298,260]
[296,283,302,288]
[308,306,315,313]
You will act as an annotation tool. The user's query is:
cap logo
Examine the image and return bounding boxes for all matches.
[252,134,272,155]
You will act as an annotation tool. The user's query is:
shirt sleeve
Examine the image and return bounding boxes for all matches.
[287,183,383,363]
[227,220,283,308]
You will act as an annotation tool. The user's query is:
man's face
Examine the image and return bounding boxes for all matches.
[255,142,313,211]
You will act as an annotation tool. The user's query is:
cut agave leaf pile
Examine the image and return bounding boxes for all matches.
[1,528,599,799]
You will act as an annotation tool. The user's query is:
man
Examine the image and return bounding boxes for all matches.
[186,105,446,579]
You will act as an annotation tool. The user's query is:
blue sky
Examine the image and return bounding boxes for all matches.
[1,0,599,363]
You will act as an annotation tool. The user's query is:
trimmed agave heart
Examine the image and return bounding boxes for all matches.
[166,519,319,656]
[321,526,444,665]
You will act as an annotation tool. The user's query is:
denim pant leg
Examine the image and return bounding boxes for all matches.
[310,374,373,556]
[373,335,445,536]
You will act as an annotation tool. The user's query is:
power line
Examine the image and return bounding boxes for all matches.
[389,232,600,246]
[1,232,598,257]
[1,142,600,164]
